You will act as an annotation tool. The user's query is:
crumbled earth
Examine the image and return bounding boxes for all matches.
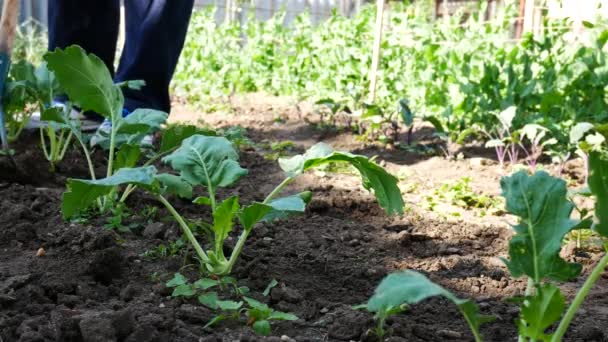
[0,95,606,341]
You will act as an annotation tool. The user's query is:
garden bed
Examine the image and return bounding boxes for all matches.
[0,98,607,341]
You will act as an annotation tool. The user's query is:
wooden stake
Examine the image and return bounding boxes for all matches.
[368,0,385,103]
[523,0,535,34]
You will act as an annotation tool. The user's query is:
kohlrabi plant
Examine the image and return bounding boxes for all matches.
[2,60,75,171]
[360,271,492,341]
[569,122,605,184]
[518,124,557,172]
[364,155,608,341]
[44,45,168,211]
[61,135,404,277]
[482,106,520,168]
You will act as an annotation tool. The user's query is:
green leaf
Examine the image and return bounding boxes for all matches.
[198,292,220,309]
[45,45,123,119]
[588,152,608,237]
[166,273,188,287]
[244,296,270,311]
[424,116,445,133]
[213,196,240,253]
[194,278,220,290]
[268,311,298,321]
[40,106,69,127]
[398,99,414,127]
[517,283,564,341]
[172,284,195,297]
[160,124,215,153]
[500,171,581,281]
[217,300,243,311]
[263,279,278,296]
[263,192,311,221]
[163,135,248,190]
[94,109,168,149]
[252,320,271,335]
[115,144,141,170]
[204,315,228,329]
[193,196,212,205]
[62,166,157,218]
[239,202,273,231]
[367,271,490,339]
[278,143,404,215]
[155,173,193,198]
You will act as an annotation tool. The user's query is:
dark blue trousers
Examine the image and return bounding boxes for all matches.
[48,0,195,113]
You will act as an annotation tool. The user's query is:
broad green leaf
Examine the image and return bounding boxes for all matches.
[155,174,193,198]
[398,99,414,127]
[263,192,312,221]
[244,296,270,312]
[367,271,490,339]
[569,122,594,144]
[588,152,608,237]
[268,311,298,321]
[252,320,271,335]
[239,202,273,231]
[118,109,167,134]
[115,144,141,171]
[500,171,581,281]
[278,143,404,215]
[517,283,564,341]
[160,124,216,153]
[172,284,195,297]
[40,106,69,127]
[62,166,157,218]
[194,278,220,290]
[94,109,168,149]
[163,135,248,190]
[45,45,123,119]
[213,196,240,255]
[198,292,220,309]
[166,273,188,287]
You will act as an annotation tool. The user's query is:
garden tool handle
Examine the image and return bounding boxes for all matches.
[0,0,19,55]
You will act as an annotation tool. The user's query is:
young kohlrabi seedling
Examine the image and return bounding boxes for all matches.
[518,124,557,172]
[61,135,404,277]
[166,273,295,335]
[481,106,520,168]
[361,271,491,342]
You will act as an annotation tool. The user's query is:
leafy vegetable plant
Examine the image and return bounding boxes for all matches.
[44,45,168,211]
[61,134,404,276]
[365,152,608,341]
[361,271,491,341]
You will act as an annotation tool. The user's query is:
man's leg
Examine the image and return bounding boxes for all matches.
[116,0,195,113]
[48,0,120,75]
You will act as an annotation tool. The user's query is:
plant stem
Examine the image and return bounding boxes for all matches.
[551,253,608,342]
[119,146,179,203]
[107,114,119,178]
[224,229,250,275]
[263,177,294,204]
[223,176,296,274]
[157,194,210,264]
[518,277,535,342]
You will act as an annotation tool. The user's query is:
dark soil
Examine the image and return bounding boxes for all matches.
[1,103,607,342]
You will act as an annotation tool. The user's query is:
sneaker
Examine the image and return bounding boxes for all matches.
[26,101,102,131]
